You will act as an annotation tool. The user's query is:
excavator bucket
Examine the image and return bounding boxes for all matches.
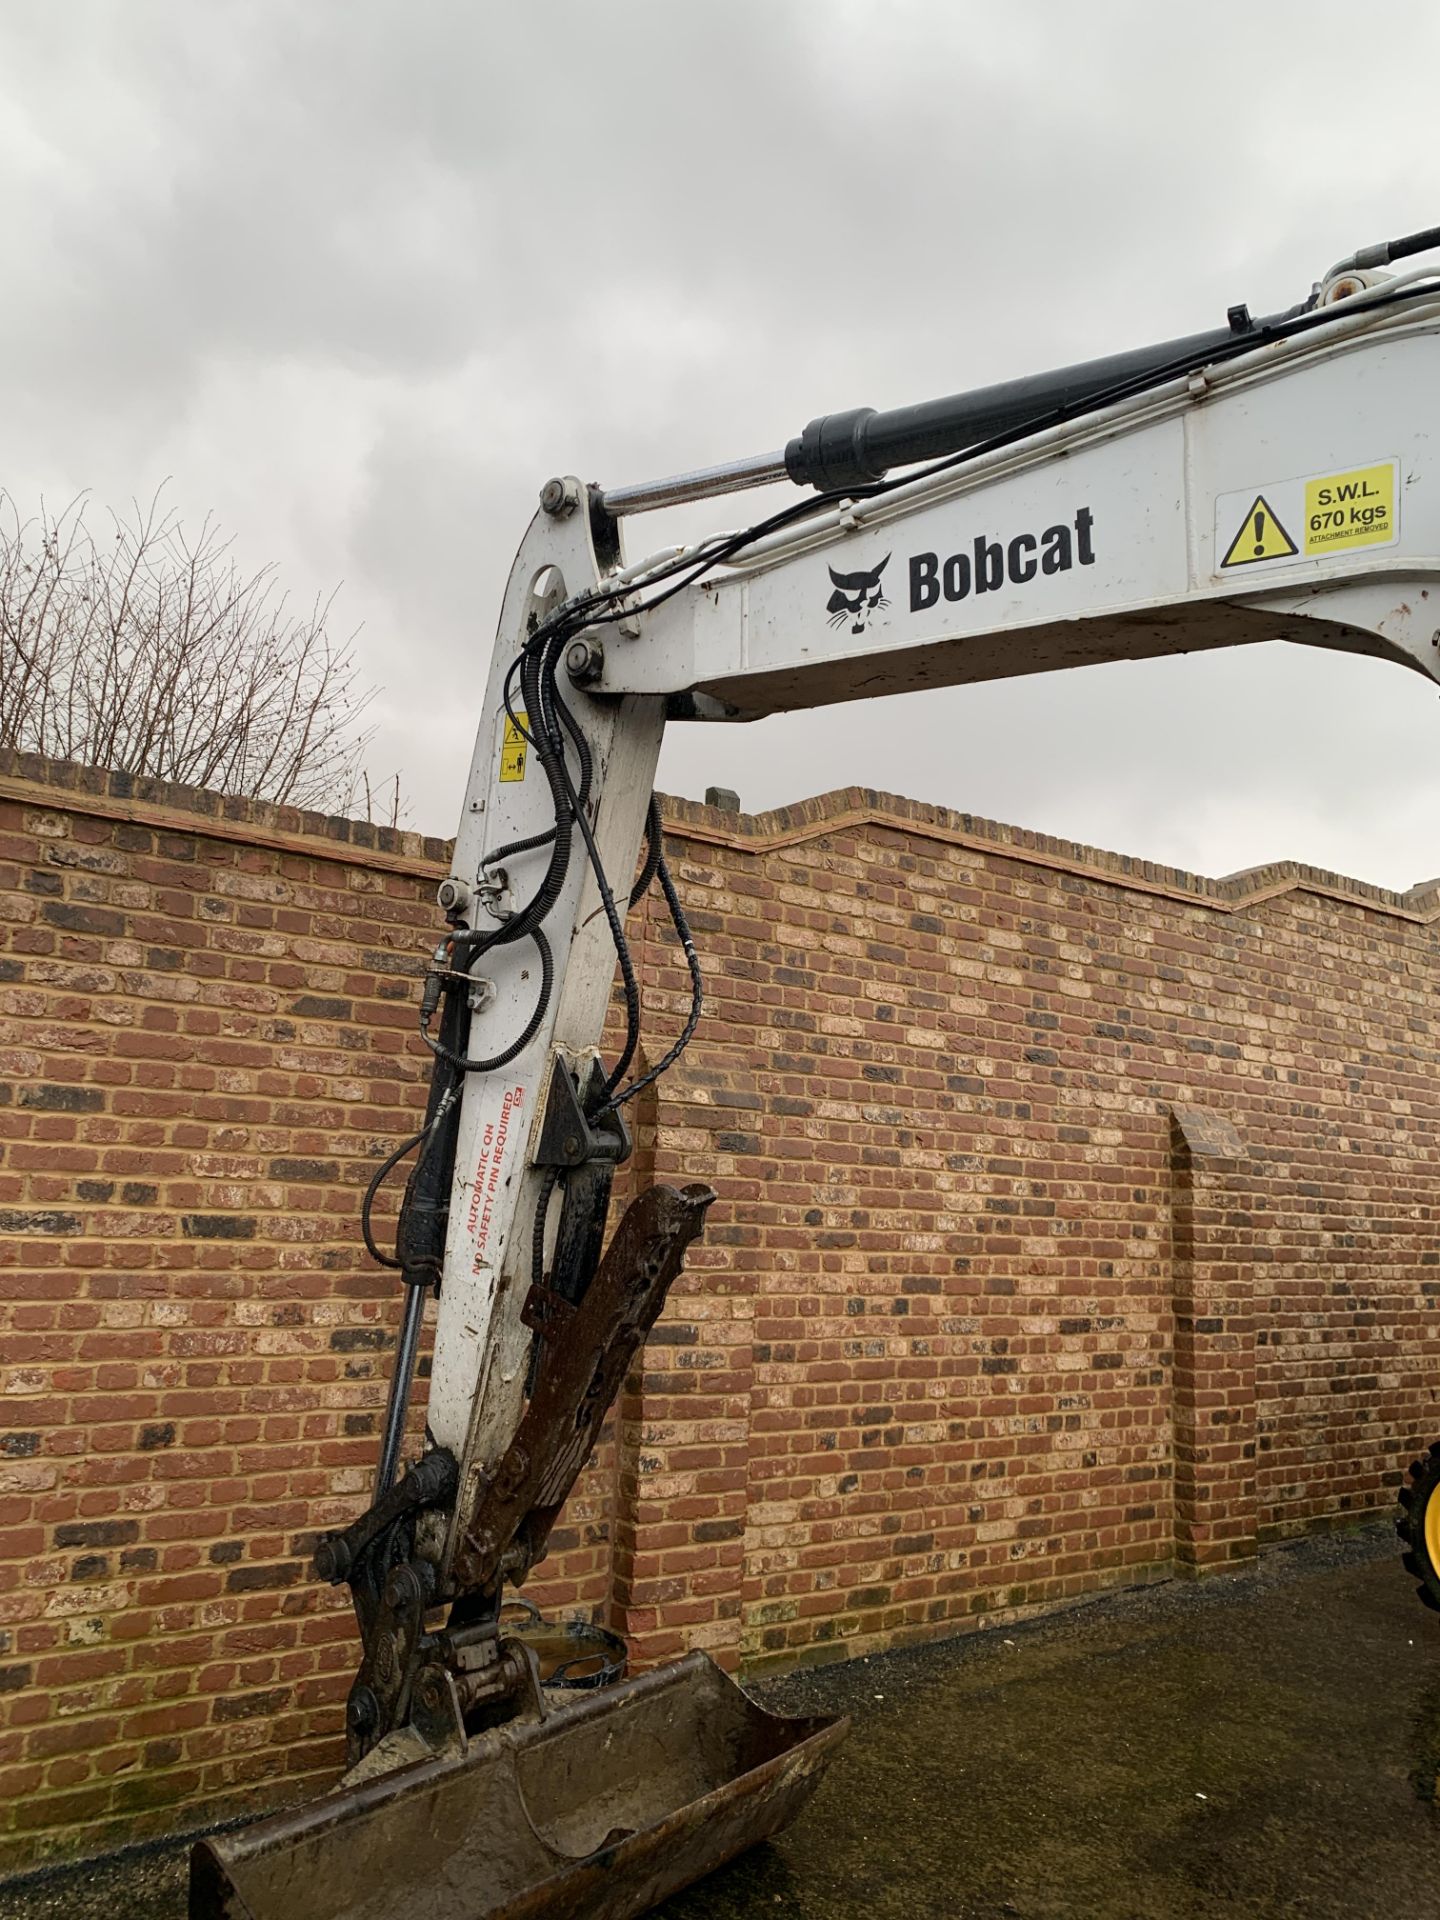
[189,1652,847,1920]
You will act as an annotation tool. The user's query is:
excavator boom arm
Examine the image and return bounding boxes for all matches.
[614,284,1440,716]
[417,272,1440,1604]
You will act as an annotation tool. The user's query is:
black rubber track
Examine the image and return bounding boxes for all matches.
[1395,1437,1440,1612]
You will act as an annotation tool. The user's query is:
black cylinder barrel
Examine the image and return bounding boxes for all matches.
[783,308,1301,493]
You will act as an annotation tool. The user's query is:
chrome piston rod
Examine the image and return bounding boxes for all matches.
[598,447,788,516]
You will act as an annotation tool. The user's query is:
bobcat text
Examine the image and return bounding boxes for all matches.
[909,507,1095,609]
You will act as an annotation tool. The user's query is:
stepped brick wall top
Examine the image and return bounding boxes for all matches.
[0,746,1436,1868]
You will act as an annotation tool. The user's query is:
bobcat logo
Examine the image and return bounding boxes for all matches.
[826,555,891,635]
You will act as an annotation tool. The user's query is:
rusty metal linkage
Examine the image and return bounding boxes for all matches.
[457,1180,716,1594]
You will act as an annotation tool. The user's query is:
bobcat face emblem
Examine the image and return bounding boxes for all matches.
[826,555,891,635]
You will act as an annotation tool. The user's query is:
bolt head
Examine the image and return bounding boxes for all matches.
[346,1685,379,1732]
[540,477,578,518]
[313,1535,347,1583]
[565,637,604,684]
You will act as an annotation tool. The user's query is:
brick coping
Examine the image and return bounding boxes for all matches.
[3,748,1436,924]
[0,749,449,878]
[662,791,1440,923]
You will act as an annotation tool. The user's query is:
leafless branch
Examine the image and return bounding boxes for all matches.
[0,486,402,815]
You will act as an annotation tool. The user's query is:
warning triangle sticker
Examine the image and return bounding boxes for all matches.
[1220,493,1299,568]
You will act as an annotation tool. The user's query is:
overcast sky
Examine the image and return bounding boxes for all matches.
[4,2,1440,888]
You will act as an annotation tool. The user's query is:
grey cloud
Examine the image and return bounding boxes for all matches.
[2,0,1440,889]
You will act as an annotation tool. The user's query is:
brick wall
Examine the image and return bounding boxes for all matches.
[1,750,1437,1867]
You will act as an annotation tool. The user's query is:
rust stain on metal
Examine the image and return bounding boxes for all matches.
[458,1182,716,1594]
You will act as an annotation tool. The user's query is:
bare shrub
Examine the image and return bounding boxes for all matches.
[0,488,397,814]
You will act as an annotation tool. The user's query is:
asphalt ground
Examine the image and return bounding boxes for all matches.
[0,1523,1433,1920]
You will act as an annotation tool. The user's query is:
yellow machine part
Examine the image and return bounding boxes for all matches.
[1397,1442,1440,1617]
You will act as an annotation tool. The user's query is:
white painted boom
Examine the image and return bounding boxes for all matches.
[424,276,1440,1582]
